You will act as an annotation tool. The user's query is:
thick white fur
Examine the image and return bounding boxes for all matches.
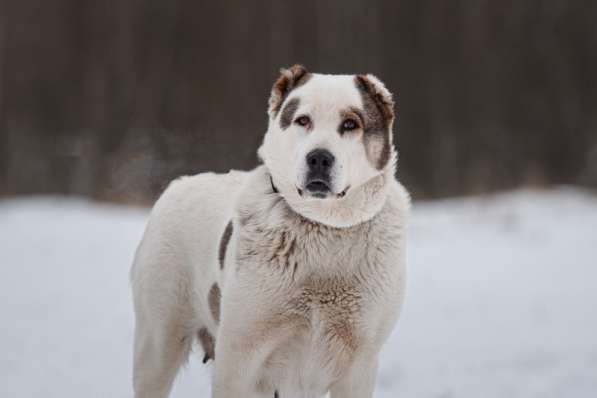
[131,72,410,398]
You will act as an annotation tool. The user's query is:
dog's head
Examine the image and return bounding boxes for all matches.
[259,65,398,228]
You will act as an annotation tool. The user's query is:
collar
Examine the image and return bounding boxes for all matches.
[270,175,279,194]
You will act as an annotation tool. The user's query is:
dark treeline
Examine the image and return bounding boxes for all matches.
[0,0,596,202]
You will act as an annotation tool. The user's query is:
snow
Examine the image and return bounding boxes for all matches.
[1,188,596,397]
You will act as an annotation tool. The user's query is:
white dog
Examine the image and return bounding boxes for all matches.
[131,65,410,398]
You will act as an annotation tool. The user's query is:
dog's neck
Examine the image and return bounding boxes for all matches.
[266,166,393,229]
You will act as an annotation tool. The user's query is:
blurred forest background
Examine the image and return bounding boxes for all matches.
[0,0,595,202]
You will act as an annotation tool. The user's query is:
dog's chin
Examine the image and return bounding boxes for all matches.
[267,166,388,228]
[296,182,350,200]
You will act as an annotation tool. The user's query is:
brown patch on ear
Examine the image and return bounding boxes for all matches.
[197,327,215,363]
[279,98,300,130]
[355,75,395,123]
[208,283,221,323]
[269,64,311,116]
[219,221,233,269]
[354,75,395,169]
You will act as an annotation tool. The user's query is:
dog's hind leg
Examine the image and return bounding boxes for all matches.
[197,327,216,363]
[132,312,193,398]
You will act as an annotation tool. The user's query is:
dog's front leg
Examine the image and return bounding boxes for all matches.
[212,327,271,398]
[212,277,289,398]
[329,353,379,398]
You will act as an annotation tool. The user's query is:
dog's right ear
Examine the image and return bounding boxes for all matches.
[268,64,310,117]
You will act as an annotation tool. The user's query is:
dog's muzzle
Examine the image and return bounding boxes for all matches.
[303,149,334,198]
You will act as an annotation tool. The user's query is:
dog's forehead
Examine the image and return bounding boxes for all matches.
[292,74,362,111]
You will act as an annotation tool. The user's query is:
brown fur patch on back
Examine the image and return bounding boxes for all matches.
[354,75,395,170]
[208,283,221,323]
[279,98,300,130]
[219,221,233,269]
[197,327,215,363]
[269,64,311,116]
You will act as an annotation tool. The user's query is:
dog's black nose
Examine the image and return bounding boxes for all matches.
[306,149,335,174]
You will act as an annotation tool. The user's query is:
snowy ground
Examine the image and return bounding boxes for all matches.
[1,188,596,398]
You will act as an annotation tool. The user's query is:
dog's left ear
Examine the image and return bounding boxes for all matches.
[268,64,310,117]
[355,74,395,129]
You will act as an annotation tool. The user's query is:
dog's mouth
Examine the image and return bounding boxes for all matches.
[297,180,350,199]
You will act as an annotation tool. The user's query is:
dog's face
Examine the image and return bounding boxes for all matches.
[259,65,397,227]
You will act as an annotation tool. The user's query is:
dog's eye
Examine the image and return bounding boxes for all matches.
[341,119,358,131]
[295,115,311,128]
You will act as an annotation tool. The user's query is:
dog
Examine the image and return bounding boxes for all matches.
[131,65,410,398]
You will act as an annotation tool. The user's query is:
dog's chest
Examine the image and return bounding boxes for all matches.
[244,217,379,344]
[260,225,372,329]
[248,233,374,392]
[266,279,368,394]
[236,205,397,393]
[291,277,363,344]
